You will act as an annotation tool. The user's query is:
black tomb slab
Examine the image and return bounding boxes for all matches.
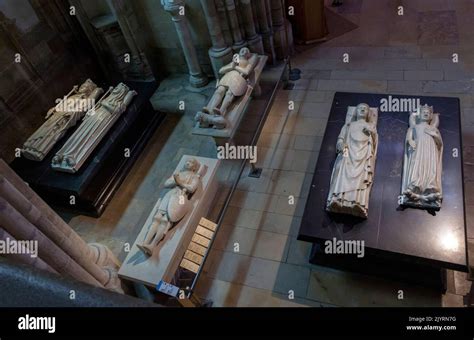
[11,81,165,217]
[298,92,468,291]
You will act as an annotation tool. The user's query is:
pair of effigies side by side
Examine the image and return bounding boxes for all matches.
[326,103,443,219]
[21,80,137,173]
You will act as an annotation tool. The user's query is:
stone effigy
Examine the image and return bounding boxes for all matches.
[51,83,137,173]
[326,103,379,218]
[118,155,219,287]
[401,104,443,210]
[22,79,103,161]
[137,158,205,256]
[194,47,261,129]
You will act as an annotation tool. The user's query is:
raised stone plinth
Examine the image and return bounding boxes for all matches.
[118,155,219,288]
[191,55,268,146]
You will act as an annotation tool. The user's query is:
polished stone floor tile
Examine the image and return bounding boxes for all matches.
[195,276,318,307]
[267,170,306,196]
[293,135,323,152]
[204,249,310,297]
[306,267,442,307]
[213,224,290,262]
[257,132,295,149]
[236,167,272,193]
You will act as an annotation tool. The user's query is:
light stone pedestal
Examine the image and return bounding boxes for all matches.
[191,55,267,146]
[118,155,219,287]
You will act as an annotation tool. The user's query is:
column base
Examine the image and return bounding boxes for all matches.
[189,73,209,88]
[88,243,124,294]
[232,40,248,52]
[103,267,125,294]
[88,243,121,269]
[209,46,233,79]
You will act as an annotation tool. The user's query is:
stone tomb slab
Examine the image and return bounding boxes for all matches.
[298,92,468,289]
[11,81,164,217]
[118,155,219,288]
[191,55,268,144]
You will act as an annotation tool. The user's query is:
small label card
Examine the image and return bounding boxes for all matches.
[156,280,180,297]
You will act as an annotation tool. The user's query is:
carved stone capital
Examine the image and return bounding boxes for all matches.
[161,0,185,14]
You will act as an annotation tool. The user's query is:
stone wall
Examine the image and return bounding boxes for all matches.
[0,0,101,162]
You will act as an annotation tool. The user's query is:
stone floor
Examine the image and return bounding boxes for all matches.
[66,0,474,307]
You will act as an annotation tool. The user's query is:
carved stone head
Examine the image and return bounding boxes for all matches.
[356,103,370,121]
[183,158,200,173]
[419,104,433,122]
[239,47,251,60]
[78,79,96,95]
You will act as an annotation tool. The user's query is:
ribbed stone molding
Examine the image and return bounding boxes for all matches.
[0,160,124,293]
[200,0,233,78]
[270,0,287,59]
[238,0,264,54]
[255,0,276,63]
[224,0,247,51]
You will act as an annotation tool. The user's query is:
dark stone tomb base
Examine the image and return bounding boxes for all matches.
[310,242,447,292]
[299,92,468,291]
[11,81,165,217]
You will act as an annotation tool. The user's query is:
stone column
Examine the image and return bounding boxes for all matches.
[200,0,233,79]
[162,0,208,88]
[0,195,101,287]
[266,0,273,31]
[224,0,247,51]
[0,160,123,293]
[251,1,260,32]
[0,175,114,288]
[215,0,233,47]
[270,0,287,59]
[0,228,57,274]
[107,0,155,81]
[238,0,264,54]
[255,0,276,63]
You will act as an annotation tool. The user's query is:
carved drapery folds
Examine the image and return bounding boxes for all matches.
[0,160,123,293]
[401,105,443,211]
[326,104,379,219]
